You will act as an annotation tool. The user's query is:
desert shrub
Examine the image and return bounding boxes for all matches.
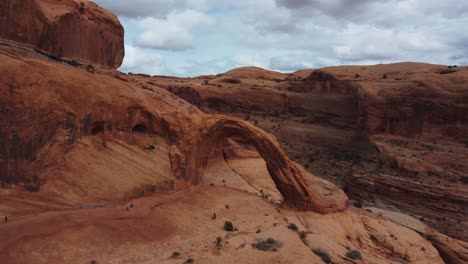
[382,74,388,79]
[253,238,281,251]
[90,261,97,264]
[202,80,209,85]
[184,257,194,263]
[355,74,360,78]
[300,232,306,239]
[287,223,298,231]
[171,251,180,258]
[245,114,250,121]
[312,249,331,263]
[224,221,234,232]
[216,237,222,247]
[345,250,362,260]
[299,231,307,241]
[439,69,456,74]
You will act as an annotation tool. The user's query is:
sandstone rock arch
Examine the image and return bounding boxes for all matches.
[191,116,336,213]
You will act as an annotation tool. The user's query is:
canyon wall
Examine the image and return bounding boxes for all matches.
[0,0,124,69]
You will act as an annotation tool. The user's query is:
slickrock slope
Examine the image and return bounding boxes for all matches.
[0,46,345,213]
[0,0,124,69]
[131,63,468,242]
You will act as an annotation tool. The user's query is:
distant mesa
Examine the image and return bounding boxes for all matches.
[0,0,124,69]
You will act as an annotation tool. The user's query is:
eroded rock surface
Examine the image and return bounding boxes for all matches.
[133,63,468,241]
[0,3,465,263]
[0,45,346,213]
[0,0,124,69]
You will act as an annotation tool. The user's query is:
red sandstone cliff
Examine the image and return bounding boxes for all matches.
[0,0,124,69]
[134,63,468,242]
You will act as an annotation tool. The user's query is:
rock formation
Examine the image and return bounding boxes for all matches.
[0,0,124,69]
[0,33,345,214]
[137,63,468,242]
[0,2,466,263]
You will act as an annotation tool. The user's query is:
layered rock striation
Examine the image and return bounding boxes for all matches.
[0,0,124,69]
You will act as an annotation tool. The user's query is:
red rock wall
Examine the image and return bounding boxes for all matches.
[0,0,124,69]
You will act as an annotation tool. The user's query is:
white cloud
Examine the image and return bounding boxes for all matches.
[120,45,165,75]
[132,10,214,51]
[94,0,468,76]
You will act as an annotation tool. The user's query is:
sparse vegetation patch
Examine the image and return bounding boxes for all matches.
[184,257,194,263]
[287,223,299,231]
[224,221,234,232]
[253,238,282,251]
[312,249,331,263]
[345,250,362,260]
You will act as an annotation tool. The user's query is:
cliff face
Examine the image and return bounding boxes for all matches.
[0,45,349,213]
[0,0,124,69]
[137,63,468,242]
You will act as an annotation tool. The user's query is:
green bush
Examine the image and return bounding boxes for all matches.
[439,69,456,74]
[224,221,234,232]
[299,231,307,239]
[312,249,331,263]
[287,223,298,231]
[253,238,281,251]
[184,257,194,263]
[345,250,362,260]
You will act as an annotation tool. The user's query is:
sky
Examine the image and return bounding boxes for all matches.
[94,0,468,77]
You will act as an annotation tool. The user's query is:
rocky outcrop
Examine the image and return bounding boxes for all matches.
[191,116,348,213]
[135,63,468,242]
[0,43,348,213]
[364,207,468,264]
[0,3,463,263]
[0,0,124,69]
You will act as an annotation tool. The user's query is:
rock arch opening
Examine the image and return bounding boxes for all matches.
[205,136,284,202]
[132,123,149,133]
[192,117,332,213]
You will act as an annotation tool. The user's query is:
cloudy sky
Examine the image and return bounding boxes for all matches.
[94,0,468,77]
